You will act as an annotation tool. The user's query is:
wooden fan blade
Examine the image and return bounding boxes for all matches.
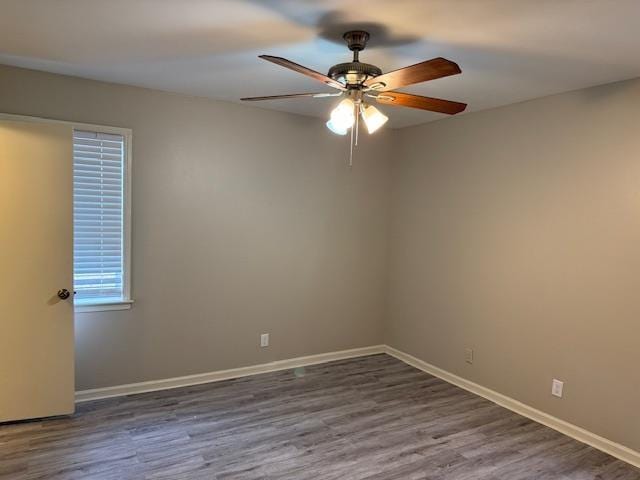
[364,57,461,91]
[241,92,340,101]
[375,91,467,115]
[259,55,345,90]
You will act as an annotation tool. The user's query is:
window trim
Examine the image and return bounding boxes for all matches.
[0,113,133,313]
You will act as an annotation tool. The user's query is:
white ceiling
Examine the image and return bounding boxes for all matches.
[1,0,640,128]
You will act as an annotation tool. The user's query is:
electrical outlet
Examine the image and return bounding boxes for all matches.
[465,348,474,364]
[551,379,564,398]
[260,333,269,348]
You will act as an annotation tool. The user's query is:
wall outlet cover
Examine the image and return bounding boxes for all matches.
[552,379,564,398]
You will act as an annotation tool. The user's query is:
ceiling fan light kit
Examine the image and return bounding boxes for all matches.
[325,118,348,136]
[361,104,388,134]
[330,98,356,132]
[242,30,466,166]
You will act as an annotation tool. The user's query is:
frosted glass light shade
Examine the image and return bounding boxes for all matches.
[361,104,388,134]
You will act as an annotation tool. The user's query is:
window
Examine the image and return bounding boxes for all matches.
[73,128,132,312]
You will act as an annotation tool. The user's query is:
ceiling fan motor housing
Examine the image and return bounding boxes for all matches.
[328,62,382,87]
[329,31,382,87]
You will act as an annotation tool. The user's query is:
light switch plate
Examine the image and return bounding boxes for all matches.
[465,348,474,364]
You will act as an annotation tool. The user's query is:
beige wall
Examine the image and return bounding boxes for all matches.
[0,65,391,391]
[387,78,640,451]
[2,63,638,453]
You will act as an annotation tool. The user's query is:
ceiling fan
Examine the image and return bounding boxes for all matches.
[242,30,466,165]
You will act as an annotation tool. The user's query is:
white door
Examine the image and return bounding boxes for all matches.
[0,119,75,421]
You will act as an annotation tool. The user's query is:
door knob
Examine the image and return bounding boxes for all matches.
[57,289,71,300]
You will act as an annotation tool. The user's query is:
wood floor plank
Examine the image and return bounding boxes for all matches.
[0,354,638,480]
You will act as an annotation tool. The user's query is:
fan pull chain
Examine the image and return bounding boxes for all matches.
[349,119,354,168]
[348,101,360,168]
[355,103,360,147]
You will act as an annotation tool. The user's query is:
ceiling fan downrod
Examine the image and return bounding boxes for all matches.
[327,31,382,88]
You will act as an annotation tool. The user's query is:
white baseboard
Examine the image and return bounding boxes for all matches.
[75,343,638,469]
[75,345,385,403]
[384,345,640,469]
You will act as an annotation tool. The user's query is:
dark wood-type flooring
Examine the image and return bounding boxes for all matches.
[1,354,638,479]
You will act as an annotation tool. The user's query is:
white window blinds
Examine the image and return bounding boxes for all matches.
[73,130,126,303]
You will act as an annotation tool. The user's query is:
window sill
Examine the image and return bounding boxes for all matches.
[75,300,134,313]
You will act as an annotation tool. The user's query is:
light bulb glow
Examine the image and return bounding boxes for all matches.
[326,118,348,135]
[329,98,355,131]
[361,104,388,134]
